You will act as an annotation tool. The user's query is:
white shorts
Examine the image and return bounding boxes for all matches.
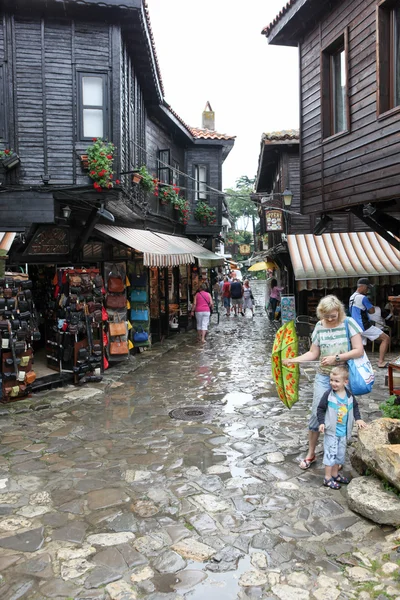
[195,311,210,331]
[361,325,383,342]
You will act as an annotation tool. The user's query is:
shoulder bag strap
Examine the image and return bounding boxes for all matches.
[344,317,351,352]
[199,292,211,309]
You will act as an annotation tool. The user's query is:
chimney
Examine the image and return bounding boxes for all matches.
[202,101,215,131]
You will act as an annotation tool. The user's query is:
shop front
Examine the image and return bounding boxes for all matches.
[287,232,400,317]
[0,224,222,402]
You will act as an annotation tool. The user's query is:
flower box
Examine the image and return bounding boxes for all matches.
[132,172,143,185]
[1,151,20,171]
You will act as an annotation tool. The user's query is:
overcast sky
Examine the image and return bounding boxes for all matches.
[146,0,299,190]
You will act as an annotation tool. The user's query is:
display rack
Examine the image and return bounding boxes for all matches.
[129,261,151,349]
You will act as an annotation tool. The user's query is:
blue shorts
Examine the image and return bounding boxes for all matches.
[223,297,231,308]
[323,434,347,467]
[309,373,331,431]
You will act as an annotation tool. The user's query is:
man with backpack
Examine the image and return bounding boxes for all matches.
[349,278,389,368]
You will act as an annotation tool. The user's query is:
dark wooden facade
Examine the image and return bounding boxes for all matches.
[264,0,400,247]
[0,0,234,257]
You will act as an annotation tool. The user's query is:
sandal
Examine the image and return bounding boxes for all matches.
[333,473,350,484]
[299,456,316,470]
[324,477,341,489]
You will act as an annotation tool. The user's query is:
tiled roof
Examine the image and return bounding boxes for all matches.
[263,129,299,142]
[143,1,165,96]
[191,128,236,141]
[261,0,299,37]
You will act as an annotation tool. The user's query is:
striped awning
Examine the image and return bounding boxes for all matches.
[155,234,224,267]
[0,232,16,252]
[287,232,400,291]
[95,226,194,267]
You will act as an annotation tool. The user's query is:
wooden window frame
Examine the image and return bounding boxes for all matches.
[172,159,180,187]
[0,65,5,141]
[77,71,109,141]
[194,164,208,201]
[377,0,400,117]
[321,30,350,141]
[158,149,171,184]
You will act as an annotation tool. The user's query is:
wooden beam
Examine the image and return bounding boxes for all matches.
[71,208,99,262]
[350,206,400,251]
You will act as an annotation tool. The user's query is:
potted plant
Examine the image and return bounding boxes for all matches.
[87,138,120,190]
[173,195,190,225]
[159,185,180,206]
[0,149,20,171]
[138,166,156,193]
[194,201,217,226]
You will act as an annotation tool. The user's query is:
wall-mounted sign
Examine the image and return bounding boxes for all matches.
[265,209,283,232]
[26,227,69,255]
[239,244,251,255]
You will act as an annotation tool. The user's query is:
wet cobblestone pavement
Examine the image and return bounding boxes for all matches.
[0,283,400,600]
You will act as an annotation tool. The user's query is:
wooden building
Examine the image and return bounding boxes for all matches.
[263,0,400,250]
[0,0,235,394]
[262,0,400,311]
[0,0,234,255]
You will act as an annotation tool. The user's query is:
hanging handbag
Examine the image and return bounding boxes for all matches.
[93,310,102,323]
[130,308,149,321]
[110,337,129,355]
[94,274,104,288]
[108,265,125,293]
[109,321,127,336]
[106,295,126,309]
[344,318,375,395]
[69,274,82,286]
[133,327,148,343]
[25,371,36,385]
[131,271,147,287]
[102,306,109,321]
[130,289,147,303]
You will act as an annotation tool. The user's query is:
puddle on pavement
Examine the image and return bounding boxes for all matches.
[186,554,252,600]
[222,391,253,413]
[182,442,226,472]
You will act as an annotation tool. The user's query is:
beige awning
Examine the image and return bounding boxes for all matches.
[0,232,16,252]
[154,234,224,267]
[287,232,400,291]
[95,226,194,267]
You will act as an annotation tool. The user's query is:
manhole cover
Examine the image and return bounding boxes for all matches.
[169,406,212,422]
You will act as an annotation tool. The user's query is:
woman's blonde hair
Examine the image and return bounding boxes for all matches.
[316,295,346,322]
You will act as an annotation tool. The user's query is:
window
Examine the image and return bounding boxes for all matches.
[172,160,180,186]
[78,73,108,140]
[378,0,400,115]
[0,65,5,140]
[322,33,349,138]
[158,149,171,183]
[194,165,208,200]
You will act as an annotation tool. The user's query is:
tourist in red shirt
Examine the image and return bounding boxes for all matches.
[222,276,231,317]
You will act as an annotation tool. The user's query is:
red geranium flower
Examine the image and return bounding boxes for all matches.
[106,154,113,159]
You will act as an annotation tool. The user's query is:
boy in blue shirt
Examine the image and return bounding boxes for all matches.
[317,366,367,489]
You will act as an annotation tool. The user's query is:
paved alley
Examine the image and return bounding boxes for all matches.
[0,283,399,600]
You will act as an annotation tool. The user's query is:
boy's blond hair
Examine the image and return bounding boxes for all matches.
[331,365,349,380]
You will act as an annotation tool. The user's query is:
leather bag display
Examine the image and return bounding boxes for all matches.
[130,289,147,303]
[106,295,126,309]
[130,308,149,321]
[108,266,125,293]
[109,321,127,337]
[133,327,148,343]
[110,338,129,355]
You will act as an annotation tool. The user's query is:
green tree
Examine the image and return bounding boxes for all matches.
[224,175,258,225]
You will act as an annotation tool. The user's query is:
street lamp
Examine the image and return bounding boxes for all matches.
[62,205,72,220]
[282,189,293,207]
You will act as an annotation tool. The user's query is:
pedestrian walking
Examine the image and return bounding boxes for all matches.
[230,275,244,317]
[349,278,390,368]
[212,277,221,314]
[191,284,213,344]
[282,295,363,470]
[317,365,367,489]
[242,279,254,317]
[222,276,231,317]
[268,279,284,322]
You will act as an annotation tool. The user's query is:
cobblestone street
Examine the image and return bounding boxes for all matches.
[0,283,399,600]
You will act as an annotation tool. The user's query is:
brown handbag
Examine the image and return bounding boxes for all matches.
[110,338,128,355]
[69,274,82,286]
[108,275,124,293]
[106,294,126,309]
[25,371,36,385]
[3,289,12,299]
[109,322,126,336]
